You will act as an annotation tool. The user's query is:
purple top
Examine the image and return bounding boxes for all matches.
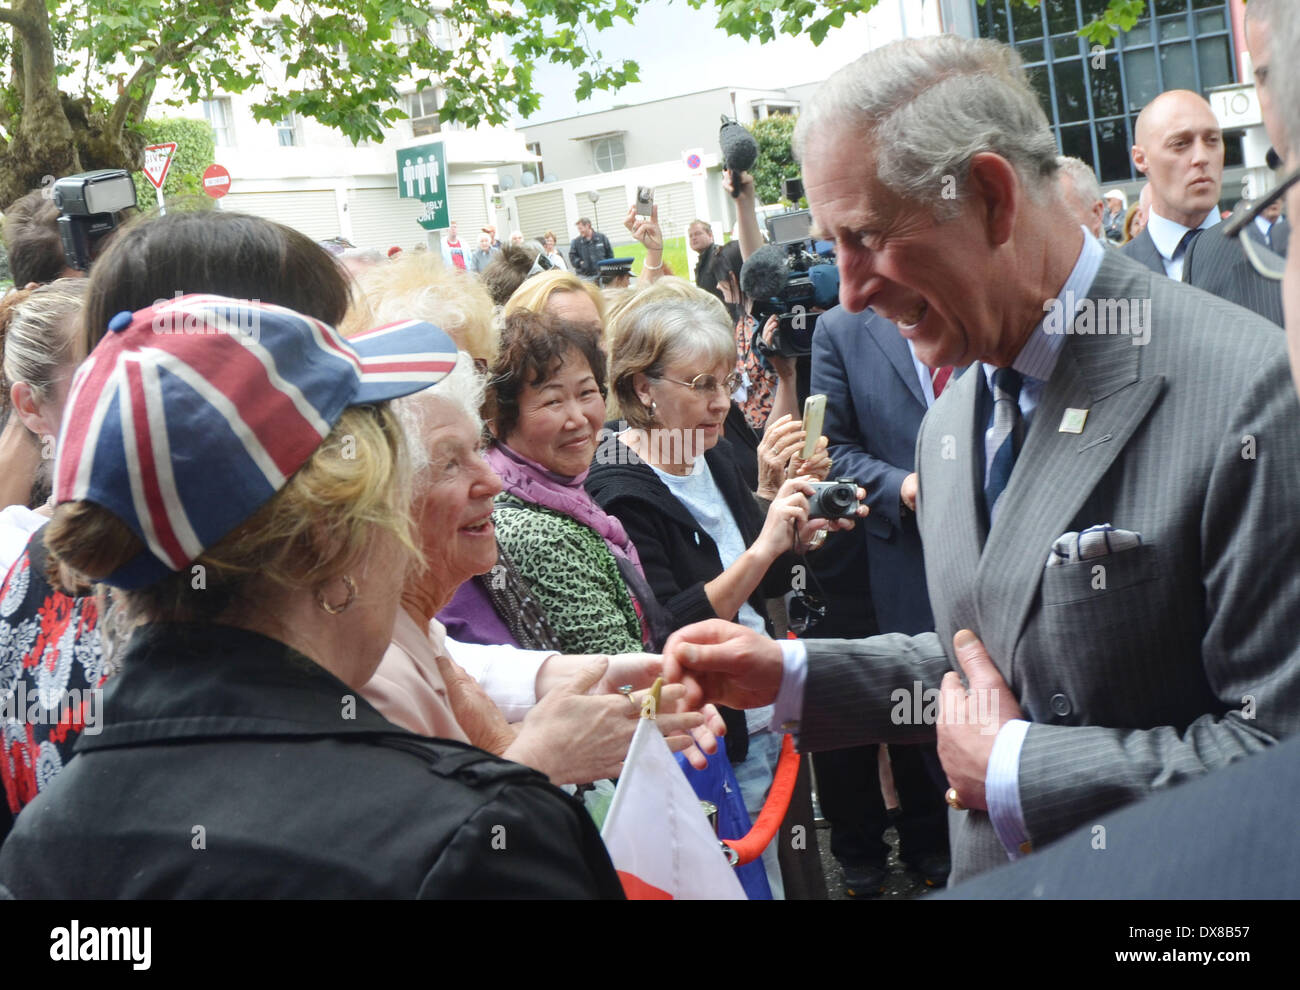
[438,577,520,648]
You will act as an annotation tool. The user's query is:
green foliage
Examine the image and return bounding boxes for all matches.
[129,118,217,206]
[747,115,800,206]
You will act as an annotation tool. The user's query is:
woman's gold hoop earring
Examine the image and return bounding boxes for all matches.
[316,575,357,615]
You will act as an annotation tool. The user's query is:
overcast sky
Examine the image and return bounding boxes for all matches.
[516,0,920,124]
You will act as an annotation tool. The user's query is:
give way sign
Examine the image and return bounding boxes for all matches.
[143,143,178,189]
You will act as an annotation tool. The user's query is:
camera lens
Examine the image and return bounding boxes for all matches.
[822,484,856,514]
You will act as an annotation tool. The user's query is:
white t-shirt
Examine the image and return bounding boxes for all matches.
[650,457,774,733]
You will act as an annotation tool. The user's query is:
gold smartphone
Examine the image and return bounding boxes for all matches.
[801,394,826,461]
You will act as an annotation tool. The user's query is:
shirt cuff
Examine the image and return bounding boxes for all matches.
[986,718,1033,859]
[770,639,808,733]
[444,637,556,723]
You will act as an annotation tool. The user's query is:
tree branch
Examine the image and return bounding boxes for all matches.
[0,8,38,34]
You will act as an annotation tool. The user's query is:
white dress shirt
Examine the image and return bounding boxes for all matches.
[1145,207,1220,280]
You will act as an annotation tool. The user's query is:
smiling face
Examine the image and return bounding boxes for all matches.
[1132,91,1224,229]
[415,398,503,602]
[803,130,1008,368]
[504,347,605,477]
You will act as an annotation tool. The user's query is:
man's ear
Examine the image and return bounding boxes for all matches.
[9,381,53,438]
[966,152,1019,246]
[1132,143,1150,176]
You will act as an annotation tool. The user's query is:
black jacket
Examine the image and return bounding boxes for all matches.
[568,232,613,277]
[0,623,622,899]
[586,434,792,636]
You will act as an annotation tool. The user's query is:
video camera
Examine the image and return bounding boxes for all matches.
[742,225,839,358]
[52,169,137,272]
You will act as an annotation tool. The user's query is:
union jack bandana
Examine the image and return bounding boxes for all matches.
[54,294,460,588]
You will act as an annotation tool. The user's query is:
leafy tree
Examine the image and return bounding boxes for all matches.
[0,0,1149,208]
[747,114,799,207]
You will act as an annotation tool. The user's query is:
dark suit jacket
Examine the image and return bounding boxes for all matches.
[812,305,943,636]
[941,734,1300,898]
[1245,216,1290,258]
[1123,225,1283,325]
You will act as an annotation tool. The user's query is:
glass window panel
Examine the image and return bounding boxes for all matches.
[1196,10,1226,33]
[1224,131,1243,170]
[1095,118,1133,183]
[1158,15,1189,41]
[1197,36,1232,92]
[1088,58,1123,118]
[1025,66,1054,122]
[1123,49,1159,112]
[1045,0,1077,35]
[1053,34,1082,60]
[982,0,1011,42]
[1192,0,1221,8]
[1054,60,1088,123]
[1018,39,1048,66]
[1010,0,1044,41]
[1159,41,1197,93]
[1123,24,1152,46]
[1079,0,1110,19]
[1153,0,1188,16]
[1059,123,1093,165]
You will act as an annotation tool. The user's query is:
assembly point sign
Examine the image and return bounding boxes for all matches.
[397,141,449,231]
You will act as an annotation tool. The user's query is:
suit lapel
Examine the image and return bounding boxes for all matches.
[974,255,1165,678]
[1122,229,1164,275]
[866,316,927,410]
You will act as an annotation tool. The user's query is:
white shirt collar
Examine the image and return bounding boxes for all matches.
[1146,206,1220,262]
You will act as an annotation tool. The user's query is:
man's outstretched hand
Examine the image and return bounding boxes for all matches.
[661,619,785,711]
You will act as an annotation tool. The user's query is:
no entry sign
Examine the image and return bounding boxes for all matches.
[202,164,231,199]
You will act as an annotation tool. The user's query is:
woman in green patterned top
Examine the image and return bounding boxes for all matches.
[440,309,666,656]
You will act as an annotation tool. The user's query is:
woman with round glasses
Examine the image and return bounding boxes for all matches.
[586,279,863,895]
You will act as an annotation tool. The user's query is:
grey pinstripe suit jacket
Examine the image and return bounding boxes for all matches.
[1245,216,1289,259]
[798,250,1300,884]
[1123,226,1284,326]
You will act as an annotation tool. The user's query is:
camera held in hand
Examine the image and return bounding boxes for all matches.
[807,478,861,521]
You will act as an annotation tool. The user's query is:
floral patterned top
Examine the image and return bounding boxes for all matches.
[734,311,778,432]
[0,529,105,841]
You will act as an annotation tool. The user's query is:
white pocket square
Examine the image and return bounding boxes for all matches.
[1046,523,1142,567]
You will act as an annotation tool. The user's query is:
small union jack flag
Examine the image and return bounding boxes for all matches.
[54,294,459,588]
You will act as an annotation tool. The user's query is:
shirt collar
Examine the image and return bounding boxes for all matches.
[1146,206,1220,261]
[982,227,1104,388]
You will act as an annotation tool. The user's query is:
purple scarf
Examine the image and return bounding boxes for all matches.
[486,443,646,578]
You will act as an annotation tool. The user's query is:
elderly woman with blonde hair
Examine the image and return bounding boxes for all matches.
[344,249,498,364]
[504,268,606,329]
[360,350,718,785]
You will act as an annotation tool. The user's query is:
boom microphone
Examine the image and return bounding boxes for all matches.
[739,244,789,301]
[720,117,758,199]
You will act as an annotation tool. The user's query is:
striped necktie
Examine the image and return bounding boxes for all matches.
[983,367,1024,523]
[931,365,954,400]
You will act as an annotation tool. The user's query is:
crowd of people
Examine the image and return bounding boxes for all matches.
[0,0,1298,900]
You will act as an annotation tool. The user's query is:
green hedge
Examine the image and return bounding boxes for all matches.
[130,118,218,209]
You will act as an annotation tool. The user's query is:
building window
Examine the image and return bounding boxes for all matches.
[972,0,1236,185]
[276,113,301,147]
[202,97,233,147]
[408,87,442,136]
[592,136,626,173]
[752,102,797,121]
[523,141,544,184]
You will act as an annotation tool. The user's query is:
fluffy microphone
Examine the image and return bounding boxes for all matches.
[720,118,758,199]
[740,244,789,300]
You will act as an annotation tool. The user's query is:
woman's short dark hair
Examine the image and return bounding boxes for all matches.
[81,210,351,354]
[488,310,606,440]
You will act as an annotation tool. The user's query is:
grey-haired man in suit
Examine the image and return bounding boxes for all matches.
[1121,89,1284,325]
[660,34,1300,887]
